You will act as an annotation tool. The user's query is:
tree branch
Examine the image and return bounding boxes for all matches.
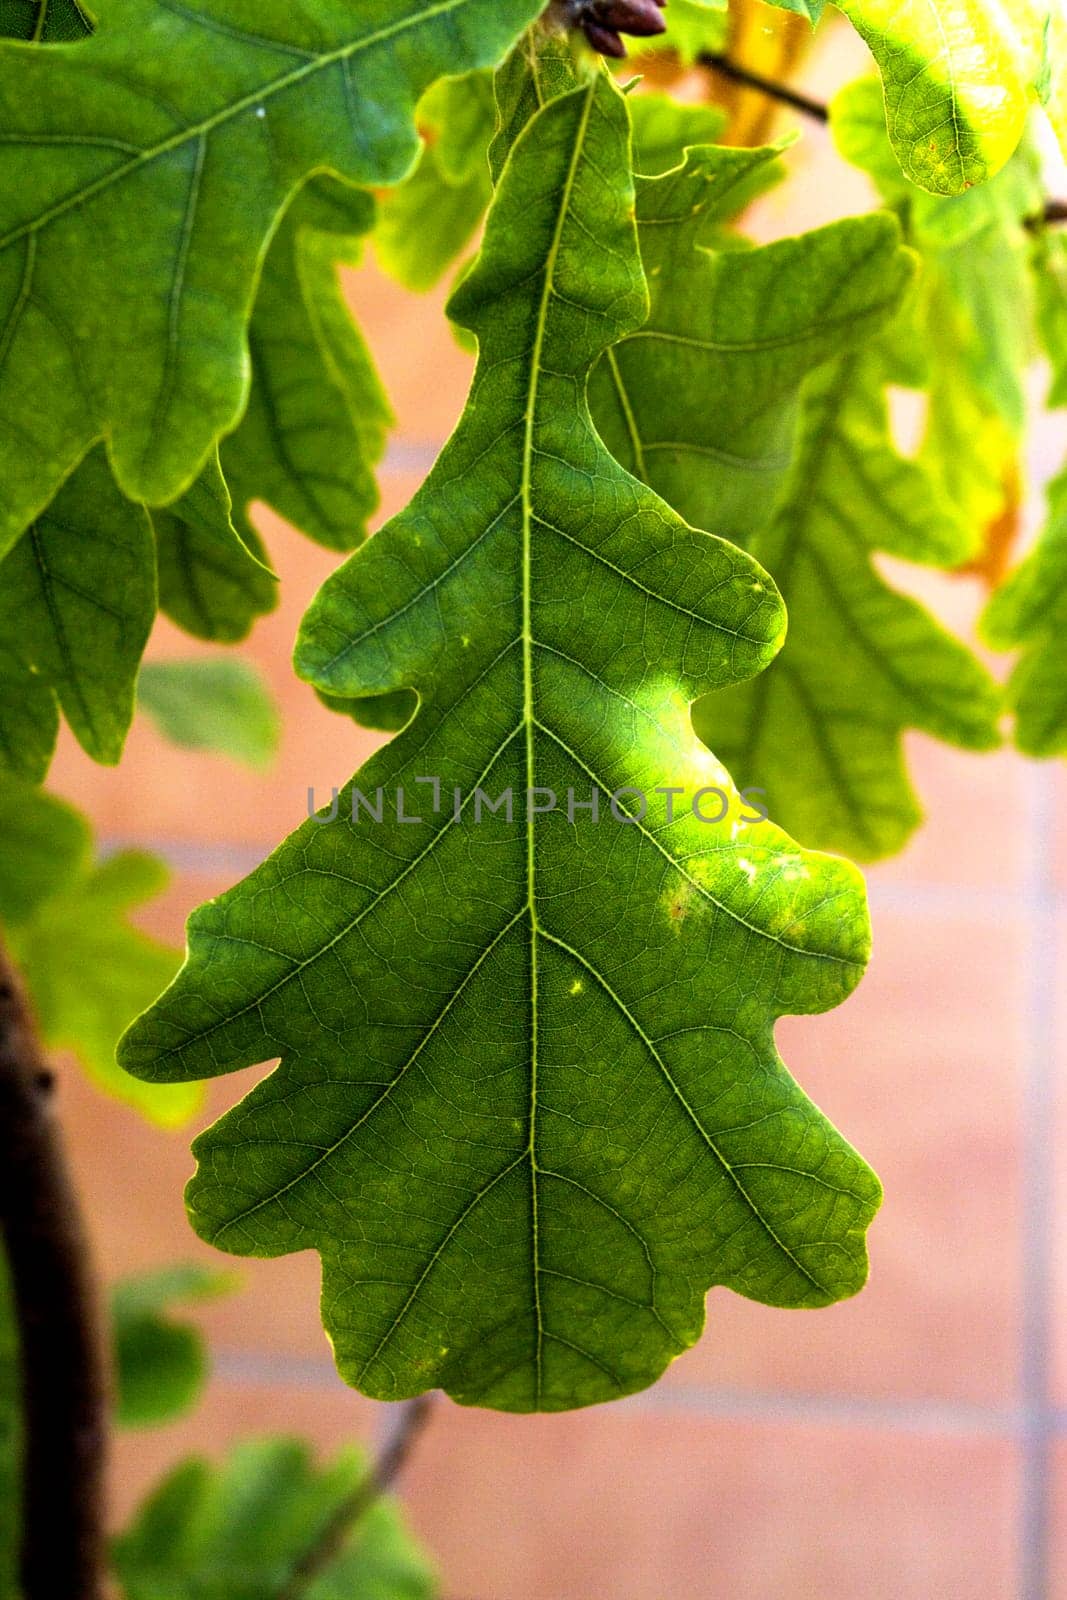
[277,1393,436,1600]
[698,51,829,124]
[0,936,108,1600]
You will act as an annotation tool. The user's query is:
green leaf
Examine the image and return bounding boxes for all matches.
[0,0,91,42]
[1043,6,1067,153]
[585,125,997,859]
[588,138,915,540]
[0,642,57,783]
[627,92,729,178]
[112,1265,231,1428]
[785,0,1058,193]
[983,465,1067,756]
[1034,228,1067,408]
[0,776,87,925]
[154,453,278,645]
[121,73,879,1414]
[0,786,194,1122]
[428,68,498,188]
[7,845,198,1126]
[0,446,155,770]
[155,174,384,641]
[113,1438,437,1600]
[832,75,1037,521]
[138,657,281,771]
[0,0,545,552]
[375,71,496,292]
[924,208,1033,435]
[222,176,393,553]
[918,304,1018,532]
[636,0,729,64]
[693,348,1002,860]
[487,29,588,183]
[316,686,418,736]
[832,74,1045,248]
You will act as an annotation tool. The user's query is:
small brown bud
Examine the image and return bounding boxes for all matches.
[599,0,668,35]
[582,19,627,55]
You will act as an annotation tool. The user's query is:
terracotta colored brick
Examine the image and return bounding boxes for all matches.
[345,257,474,450]
[1047,763,1067,894]
[402,1405,1018,1600]
[864,739,1027,892]
[109,1374,379,1531]
[1049,1441,1067,1600]
[1047,910,1067,1406]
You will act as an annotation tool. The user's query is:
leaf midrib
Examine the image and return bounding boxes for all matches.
[519,76,597,1409]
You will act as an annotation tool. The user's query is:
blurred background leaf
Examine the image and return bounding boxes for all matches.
[138,659,281,773]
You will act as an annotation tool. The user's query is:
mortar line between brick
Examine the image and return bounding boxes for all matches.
[211,1350,1036,1437]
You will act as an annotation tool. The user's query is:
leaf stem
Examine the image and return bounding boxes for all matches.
[0,936,108,1600]
[698,50,829,124]
[276,1393,436,1600]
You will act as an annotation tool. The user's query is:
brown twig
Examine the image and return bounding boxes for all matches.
[698,50,829,124]
[1035,199,1067,228]
[697,54,1067,233]
[0,937,108,1600]
[277,1393,436,1600]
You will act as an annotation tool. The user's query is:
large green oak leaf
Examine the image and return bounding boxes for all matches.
[120,75,879,1414]
[0,0,544,554]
